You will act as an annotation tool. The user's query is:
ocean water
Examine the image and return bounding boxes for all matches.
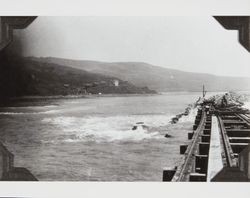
[0,93,206,181]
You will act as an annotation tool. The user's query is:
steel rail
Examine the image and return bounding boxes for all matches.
[236,114,250,126]
[217,116,238,167]
[173,108,207,181]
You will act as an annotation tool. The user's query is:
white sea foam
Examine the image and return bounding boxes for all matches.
[42,110,60,114]
[7,105,58,109]
[42,114,172,142]
[178,107,197,123]
[0,109,59,115]
[0,112,26,115]
[243,101,250,110]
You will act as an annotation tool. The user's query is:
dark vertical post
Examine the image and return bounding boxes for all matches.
[180,145,188,154]
[203,85,205,98]
[188,132,194,140]
[163,167,176,181]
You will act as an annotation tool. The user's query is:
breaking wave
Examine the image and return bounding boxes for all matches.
[7,105,58,109]
[0,110,59,115]
[243,101,250,110]
[178,107,197,123]
[41,115,174,143]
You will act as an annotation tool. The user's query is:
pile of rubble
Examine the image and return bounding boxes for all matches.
[207,92,248,109]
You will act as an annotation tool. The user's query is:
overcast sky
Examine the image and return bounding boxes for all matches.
[15,16,250,77]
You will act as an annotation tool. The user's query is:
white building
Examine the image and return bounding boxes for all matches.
[113,79,119,87]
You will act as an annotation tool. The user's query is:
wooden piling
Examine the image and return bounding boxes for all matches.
[201,135,210,143]
[188,132,194,140]
[163,167,176,181]
[180,145,188,154]
[199,142,210,155]
[195,155,208,174]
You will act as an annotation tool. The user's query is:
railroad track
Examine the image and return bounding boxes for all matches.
[163,103,250,182]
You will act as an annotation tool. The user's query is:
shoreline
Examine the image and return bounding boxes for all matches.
[9,93,160,100]
[0,93,160,107]
[1,91,249,108]
[6,90,250,100]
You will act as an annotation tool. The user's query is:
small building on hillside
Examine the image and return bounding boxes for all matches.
[113,79,119,87]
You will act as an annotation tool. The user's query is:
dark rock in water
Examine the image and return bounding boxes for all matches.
[170,101,196,124]
[177,114,182,118]
[170,117,179,124]
[132,123,149,131]
[132,126,137,130]
[184,107,191,115]
[165,134,172,138]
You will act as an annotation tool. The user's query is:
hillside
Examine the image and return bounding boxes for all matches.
[0,54,156,100]
[30,57,250,92]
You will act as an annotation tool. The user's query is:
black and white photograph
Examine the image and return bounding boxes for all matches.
[1,15,250,183]
[1,0,250,195]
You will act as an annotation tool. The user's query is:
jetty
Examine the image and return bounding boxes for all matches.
[163,93,250,182]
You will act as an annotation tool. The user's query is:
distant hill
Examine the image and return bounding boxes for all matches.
[29,57,250,92]
[0,54,155,99]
